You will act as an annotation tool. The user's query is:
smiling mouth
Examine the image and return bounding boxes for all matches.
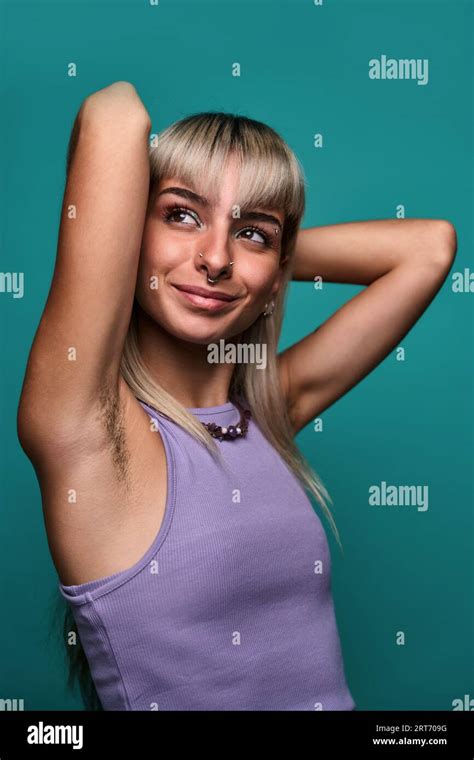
[171,283,240,312]
[173,284,238,301]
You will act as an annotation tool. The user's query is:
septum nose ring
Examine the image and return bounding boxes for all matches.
[199,252,234,283]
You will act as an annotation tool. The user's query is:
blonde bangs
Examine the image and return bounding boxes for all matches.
[149,113,306,234]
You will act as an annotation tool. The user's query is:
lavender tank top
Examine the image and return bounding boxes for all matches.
[58,399,355,711]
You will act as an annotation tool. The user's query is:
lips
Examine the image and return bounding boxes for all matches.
[172,284,238,301]
[171,282,240,313]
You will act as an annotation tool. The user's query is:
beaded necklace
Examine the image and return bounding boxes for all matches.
[201,402,251,441]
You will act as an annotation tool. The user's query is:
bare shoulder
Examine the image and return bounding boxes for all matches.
[31,377,168,587]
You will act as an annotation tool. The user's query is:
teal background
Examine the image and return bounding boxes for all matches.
[0,0,472,710]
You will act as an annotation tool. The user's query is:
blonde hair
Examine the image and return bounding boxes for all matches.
[121,111,342,549]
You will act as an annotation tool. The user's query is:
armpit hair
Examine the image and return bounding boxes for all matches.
[98,383,131,489]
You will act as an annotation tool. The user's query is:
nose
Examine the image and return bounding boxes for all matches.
[195,240,234,283]
[197,253,234,283]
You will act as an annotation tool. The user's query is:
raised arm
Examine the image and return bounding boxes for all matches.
[18,82,151,453]
[278,218,457,433]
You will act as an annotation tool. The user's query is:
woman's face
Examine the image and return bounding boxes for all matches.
[135,157,286,344]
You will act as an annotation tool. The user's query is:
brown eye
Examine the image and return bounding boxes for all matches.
[238,226,272,247]
[163,205,200,226]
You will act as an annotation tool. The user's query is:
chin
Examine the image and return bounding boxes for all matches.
[153,310,239,345]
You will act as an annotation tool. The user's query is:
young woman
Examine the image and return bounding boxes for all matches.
[17,81,457,711]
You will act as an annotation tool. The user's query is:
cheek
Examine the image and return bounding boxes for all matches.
[136,228,182,292]
[238,258,279,296]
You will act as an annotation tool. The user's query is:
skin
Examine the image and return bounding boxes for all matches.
[17,82,457,586]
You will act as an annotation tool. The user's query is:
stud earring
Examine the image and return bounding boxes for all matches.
[263,299,275,317]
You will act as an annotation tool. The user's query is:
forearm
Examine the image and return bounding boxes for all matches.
[292,218,457,285]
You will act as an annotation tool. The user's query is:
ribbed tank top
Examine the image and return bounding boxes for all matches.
[58,399,355,711]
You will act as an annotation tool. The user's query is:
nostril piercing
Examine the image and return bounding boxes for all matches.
[198,252,234,267]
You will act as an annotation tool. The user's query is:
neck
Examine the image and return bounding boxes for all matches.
[134,303,238,409]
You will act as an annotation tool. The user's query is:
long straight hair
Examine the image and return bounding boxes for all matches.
[55,111,342,710]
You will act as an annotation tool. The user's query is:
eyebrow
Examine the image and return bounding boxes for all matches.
[155,186,283,231]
